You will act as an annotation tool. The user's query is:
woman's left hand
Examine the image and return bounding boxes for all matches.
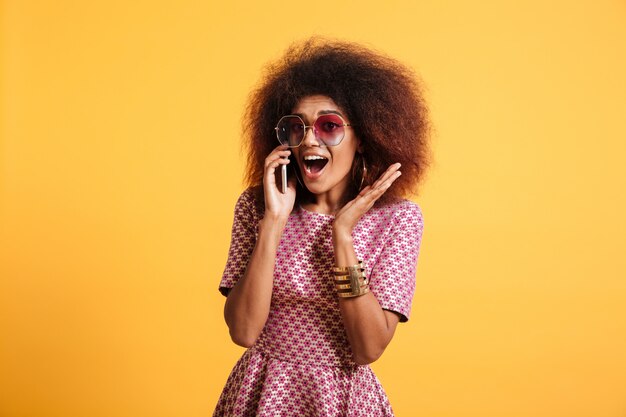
[332,163,402,241]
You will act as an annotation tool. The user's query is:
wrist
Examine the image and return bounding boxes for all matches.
[259,213,288,234]
[332,227,353,246]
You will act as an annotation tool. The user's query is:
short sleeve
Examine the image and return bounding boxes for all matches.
[369,201,424,322]
[219,188,260,296]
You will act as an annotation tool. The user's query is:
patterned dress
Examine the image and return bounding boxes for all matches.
[214,188,424,417]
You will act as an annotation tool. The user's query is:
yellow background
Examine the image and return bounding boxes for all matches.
[1,0,625,416]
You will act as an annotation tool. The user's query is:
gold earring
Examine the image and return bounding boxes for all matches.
[359,156,367,191]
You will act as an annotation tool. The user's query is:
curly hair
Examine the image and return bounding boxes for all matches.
[242,37,431,206]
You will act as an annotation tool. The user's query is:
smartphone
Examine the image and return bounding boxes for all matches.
[281,163,287,194]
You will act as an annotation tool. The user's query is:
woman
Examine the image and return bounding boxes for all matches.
[214,38,430,416]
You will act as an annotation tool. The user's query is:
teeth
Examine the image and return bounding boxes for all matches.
[304,155,327,161]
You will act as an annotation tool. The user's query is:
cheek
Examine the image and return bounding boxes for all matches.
[332,151,356,173]
[332,141,358,168]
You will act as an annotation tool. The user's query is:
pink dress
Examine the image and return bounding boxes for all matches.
[214,188,424,417]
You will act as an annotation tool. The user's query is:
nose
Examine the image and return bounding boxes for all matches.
[301,125,320,147]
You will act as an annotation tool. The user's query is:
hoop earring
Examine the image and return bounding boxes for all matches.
[359,157,368,192]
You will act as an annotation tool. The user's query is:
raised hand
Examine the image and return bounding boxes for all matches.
[332,163,402,240]
[263,144,297,221]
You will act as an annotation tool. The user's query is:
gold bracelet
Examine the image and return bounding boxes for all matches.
[332,260,370,298]
[332,260,364,275]
[334,275,369,287]
[337,286,370,298]
[335,283,353,290]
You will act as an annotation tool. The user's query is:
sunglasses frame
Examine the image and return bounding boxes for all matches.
[274,114,354,148]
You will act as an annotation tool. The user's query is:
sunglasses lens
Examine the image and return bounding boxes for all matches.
[314,114,345,146]
[276,116,304,147]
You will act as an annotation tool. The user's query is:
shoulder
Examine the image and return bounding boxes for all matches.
[375,198,424,228]
[236,186,262,207]
[233,187,264,221]
[388,198,422,217]
[236,186,257,204]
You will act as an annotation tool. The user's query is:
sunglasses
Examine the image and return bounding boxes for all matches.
[274,114,353,147]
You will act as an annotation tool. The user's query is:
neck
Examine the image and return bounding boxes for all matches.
[302,180,354,215]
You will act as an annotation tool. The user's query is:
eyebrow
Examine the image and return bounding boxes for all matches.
[292,109,344,119]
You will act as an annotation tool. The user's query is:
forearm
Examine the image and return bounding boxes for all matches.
[224,216,286,347]
[333,231,399,364]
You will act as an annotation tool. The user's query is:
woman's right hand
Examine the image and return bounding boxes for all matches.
[263,145,296,221]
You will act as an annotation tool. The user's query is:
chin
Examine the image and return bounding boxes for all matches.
[302,181,327,195]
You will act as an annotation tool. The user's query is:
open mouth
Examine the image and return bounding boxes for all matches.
[303,155,329,176]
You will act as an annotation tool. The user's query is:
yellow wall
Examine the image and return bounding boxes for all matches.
[1,1,625,416]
